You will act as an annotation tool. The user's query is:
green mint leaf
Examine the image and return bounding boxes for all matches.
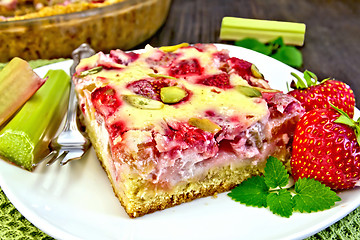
[271,46,303,68]
[228,176,269,208]
[235,38,272,56]
[293,178,341,213]
[229,156,341,218]
[269,37,285,49]
[267,189,294,218]
[264,156,289,188]
[233,37,303,69]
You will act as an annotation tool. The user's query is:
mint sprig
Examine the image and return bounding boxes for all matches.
[293,178,341,213]
[228,176,269,208]
[267,189,294,218]
[264,156,289,188]
[228,157,341,218]
[234,37,303,68]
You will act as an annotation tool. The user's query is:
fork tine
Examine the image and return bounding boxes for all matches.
[46,150,68,166]
[60,150,84,166]
[35,150,58,166]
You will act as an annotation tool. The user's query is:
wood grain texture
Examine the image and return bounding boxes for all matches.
[135,0,360,107]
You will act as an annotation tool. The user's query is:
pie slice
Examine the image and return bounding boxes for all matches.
[73,43,305,218]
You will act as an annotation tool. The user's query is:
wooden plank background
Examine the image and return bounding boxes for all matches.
[136,0,360,107]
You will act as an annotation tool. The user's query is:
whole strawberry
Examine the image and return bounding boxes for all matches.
[288,71,355,118]
[291,107,360,190]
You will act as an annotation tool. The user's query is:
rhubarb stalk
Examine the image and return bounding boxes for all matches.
[0,70,70,171]
[0,57,46,126]
[220,17,306,46]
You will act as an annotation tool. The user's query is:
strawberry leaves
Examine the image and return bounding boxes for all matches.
[331,103,360,146]
[228,157,341,218]
[290,70,318,89]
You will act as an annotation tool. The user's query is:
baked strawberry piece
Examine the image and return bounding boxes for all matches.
[74,43,304,217]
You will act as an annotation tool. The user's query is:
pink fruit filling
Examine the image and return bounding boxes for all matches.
[109,92,304,189]
[106,121,127,141]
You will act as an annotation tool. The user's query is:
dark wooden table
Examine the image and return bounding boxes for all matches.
[137,0,360,108]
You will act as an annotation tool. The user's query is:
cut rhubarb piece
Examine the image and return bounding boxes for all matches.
[220,17,306,46]
[0,70,70,171]
[0,57,46,126]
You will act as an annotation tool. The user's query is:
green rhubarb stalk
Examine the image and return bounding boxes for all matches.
[0,70,70,171]
[220,17,306,46]
[0,57,46,127]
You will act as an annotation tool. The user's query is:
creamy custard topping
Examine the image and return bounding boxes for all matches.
[76,44,268,132]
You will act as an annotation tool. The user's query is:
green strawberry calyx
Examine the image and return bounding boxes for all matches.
[331,103,360,146]
[290,70,329,90]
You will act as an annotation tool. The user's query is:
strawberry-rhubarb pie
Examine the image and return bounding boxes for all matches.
[73,43,305,217]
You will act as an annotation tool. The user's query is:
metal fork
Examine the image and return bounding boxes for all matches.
[45,43,95,166]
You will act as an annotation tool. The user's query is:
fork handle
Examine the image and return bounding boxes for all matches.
[65,80,79,131]
[65,43,96,131]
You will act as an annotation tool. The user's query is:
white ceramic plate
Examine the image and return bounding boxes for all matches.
[0,44,359,240]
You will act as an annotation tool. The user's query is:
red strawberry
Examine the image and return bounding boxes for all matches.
[288,71,355,118]
[126,78,171,101]
[91,85,122,118]
[168,58,203,77]
[196,73,232,89]
[106,121,127,141]
[227,57,253,79]
[110,50,139,65]
[145,51,179,68]
[291,107,360,190]
[212,51,230,72]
